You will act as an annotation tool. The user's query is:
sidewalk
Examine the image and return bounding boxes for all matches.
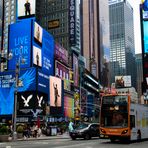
[17,133,70,141]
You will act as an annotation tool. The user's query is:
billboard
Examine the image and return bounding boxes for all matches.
[34,22,43,44]
[17,91,48,117]
[64,96,74,118]
[8,19,32,70]
[55,43,68,65]
[115,75,131,88]
[41,29,54,75]
[0,68,36,115]
[49,76,64,116]
[50,76,62,107]
[33,45,42,66]
[17,0,36,19]
[72,52,79,87]
[141,0,148,19]
[55,60,70,90]
[143,21,148,53]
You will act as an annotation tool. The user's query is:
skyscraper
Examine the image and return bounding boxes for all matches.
[109,0,136,88]
[80,0,110,87]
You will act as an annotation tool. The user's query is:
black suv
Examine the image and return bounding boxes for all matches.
[69,123,100,140]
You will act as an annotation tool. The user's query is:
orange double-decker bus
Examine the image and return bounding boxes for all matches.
[100,93,148,142]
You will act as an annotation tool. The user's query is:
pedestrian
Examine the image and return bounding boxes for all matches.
[68,120,74,135]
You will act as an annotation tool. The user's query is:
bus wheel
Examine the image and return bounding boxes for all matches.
[110,137,116,142]
[137,130,141,142]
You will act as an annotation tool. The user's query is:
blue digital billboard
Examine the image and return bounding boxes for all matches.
[8,19,32,70]
[0,68,36,115]
[143,21,148,53]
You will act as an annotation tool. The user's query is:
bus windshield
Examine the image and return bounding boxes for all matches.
[100,95,128,128]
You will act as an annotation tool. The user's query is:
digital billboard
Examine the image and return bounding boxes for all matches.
[64,96,74,118]
[49,76,64,116]
[17,0,36,19]
[141,0,148,19]
[8,19,32,70]
[115,75,131,88]
[50,76,62,107]
[0,68,36,115]
[33,45,42,66]
[17,91,48,116]
[41,29,54,75]
[143,21,148,53]
[72,52,79,87]
[34,22,43,44]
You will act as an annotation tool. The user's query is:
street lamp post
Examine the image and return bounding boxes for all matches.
[13,62,19,140]
[12,46,24,141]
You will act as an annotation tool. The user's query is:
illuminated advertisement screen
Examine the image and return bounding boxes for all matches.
[17,91,48,116]
[50,76,62,107]
[81,88,87,115]
[8,19,32,70]
[143,21,148,53]
[72,53,79,87]
[115,75,131,88]
[41,29,54,75]
[64,96,74,118]
[17,0,36,19]
[34,22,43,44]
[141,0,148,19]
[0,0,3,39]
[33,45,42,66]
[49,76,64,116]
[0,68,36,115]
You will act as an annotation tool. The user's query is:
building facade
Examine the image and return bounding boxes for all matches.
[0,0,16,71]
[80,0,110,87]
[109,0,136,88]
[135,53,143,99]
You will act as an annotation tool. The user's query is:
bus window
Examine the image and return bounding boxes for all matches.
[130,115,135,129]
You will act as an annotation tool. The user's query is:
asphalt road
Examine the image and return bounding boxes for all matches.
[1,138,148,148]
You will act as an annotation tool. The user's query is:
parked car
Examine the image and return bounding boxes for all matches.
[69,123,100,140]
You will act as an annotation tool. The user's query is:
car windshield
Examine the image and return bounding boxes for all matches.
[75,123,89,130]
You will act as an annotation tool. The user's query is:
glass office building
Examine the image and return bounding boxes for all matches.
[109,0,136,88]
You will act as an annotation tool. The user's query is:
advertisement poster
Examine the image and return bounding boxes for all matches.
[0,68,36,115]
[64,96,74,118]
[33,46,42,66]
[115,75,131,88]
[17,0,36,19]
[73,53,79,87]
[34,22,43,44]
[50,76,62,107]
[8,19,32,70]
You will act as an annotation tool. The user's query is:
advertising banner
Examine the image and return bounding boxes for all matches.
[64,96,74,118]
[55,43,68,65]
[0,68,36,115]
[55,60,70,91]
[34,22,43,45]
[143,21,148,53]
[141,0,148,19]
[72,53,79,87]
[115,75,131,88]
[17,0,36,19]
[8,19,32,70]
[17,91,48,116]
[41,29,54,75]
[49,76,64,116]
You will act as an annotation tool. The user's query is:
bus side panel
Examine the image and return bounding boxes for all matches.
[130,104,148,140]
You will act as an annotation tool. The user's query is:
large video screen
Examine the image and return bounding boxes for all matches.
[0,68,36,115]
[49,76,64,116]
[143,21,148,53]
[17,0,36,19]
[8,19,32,70]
